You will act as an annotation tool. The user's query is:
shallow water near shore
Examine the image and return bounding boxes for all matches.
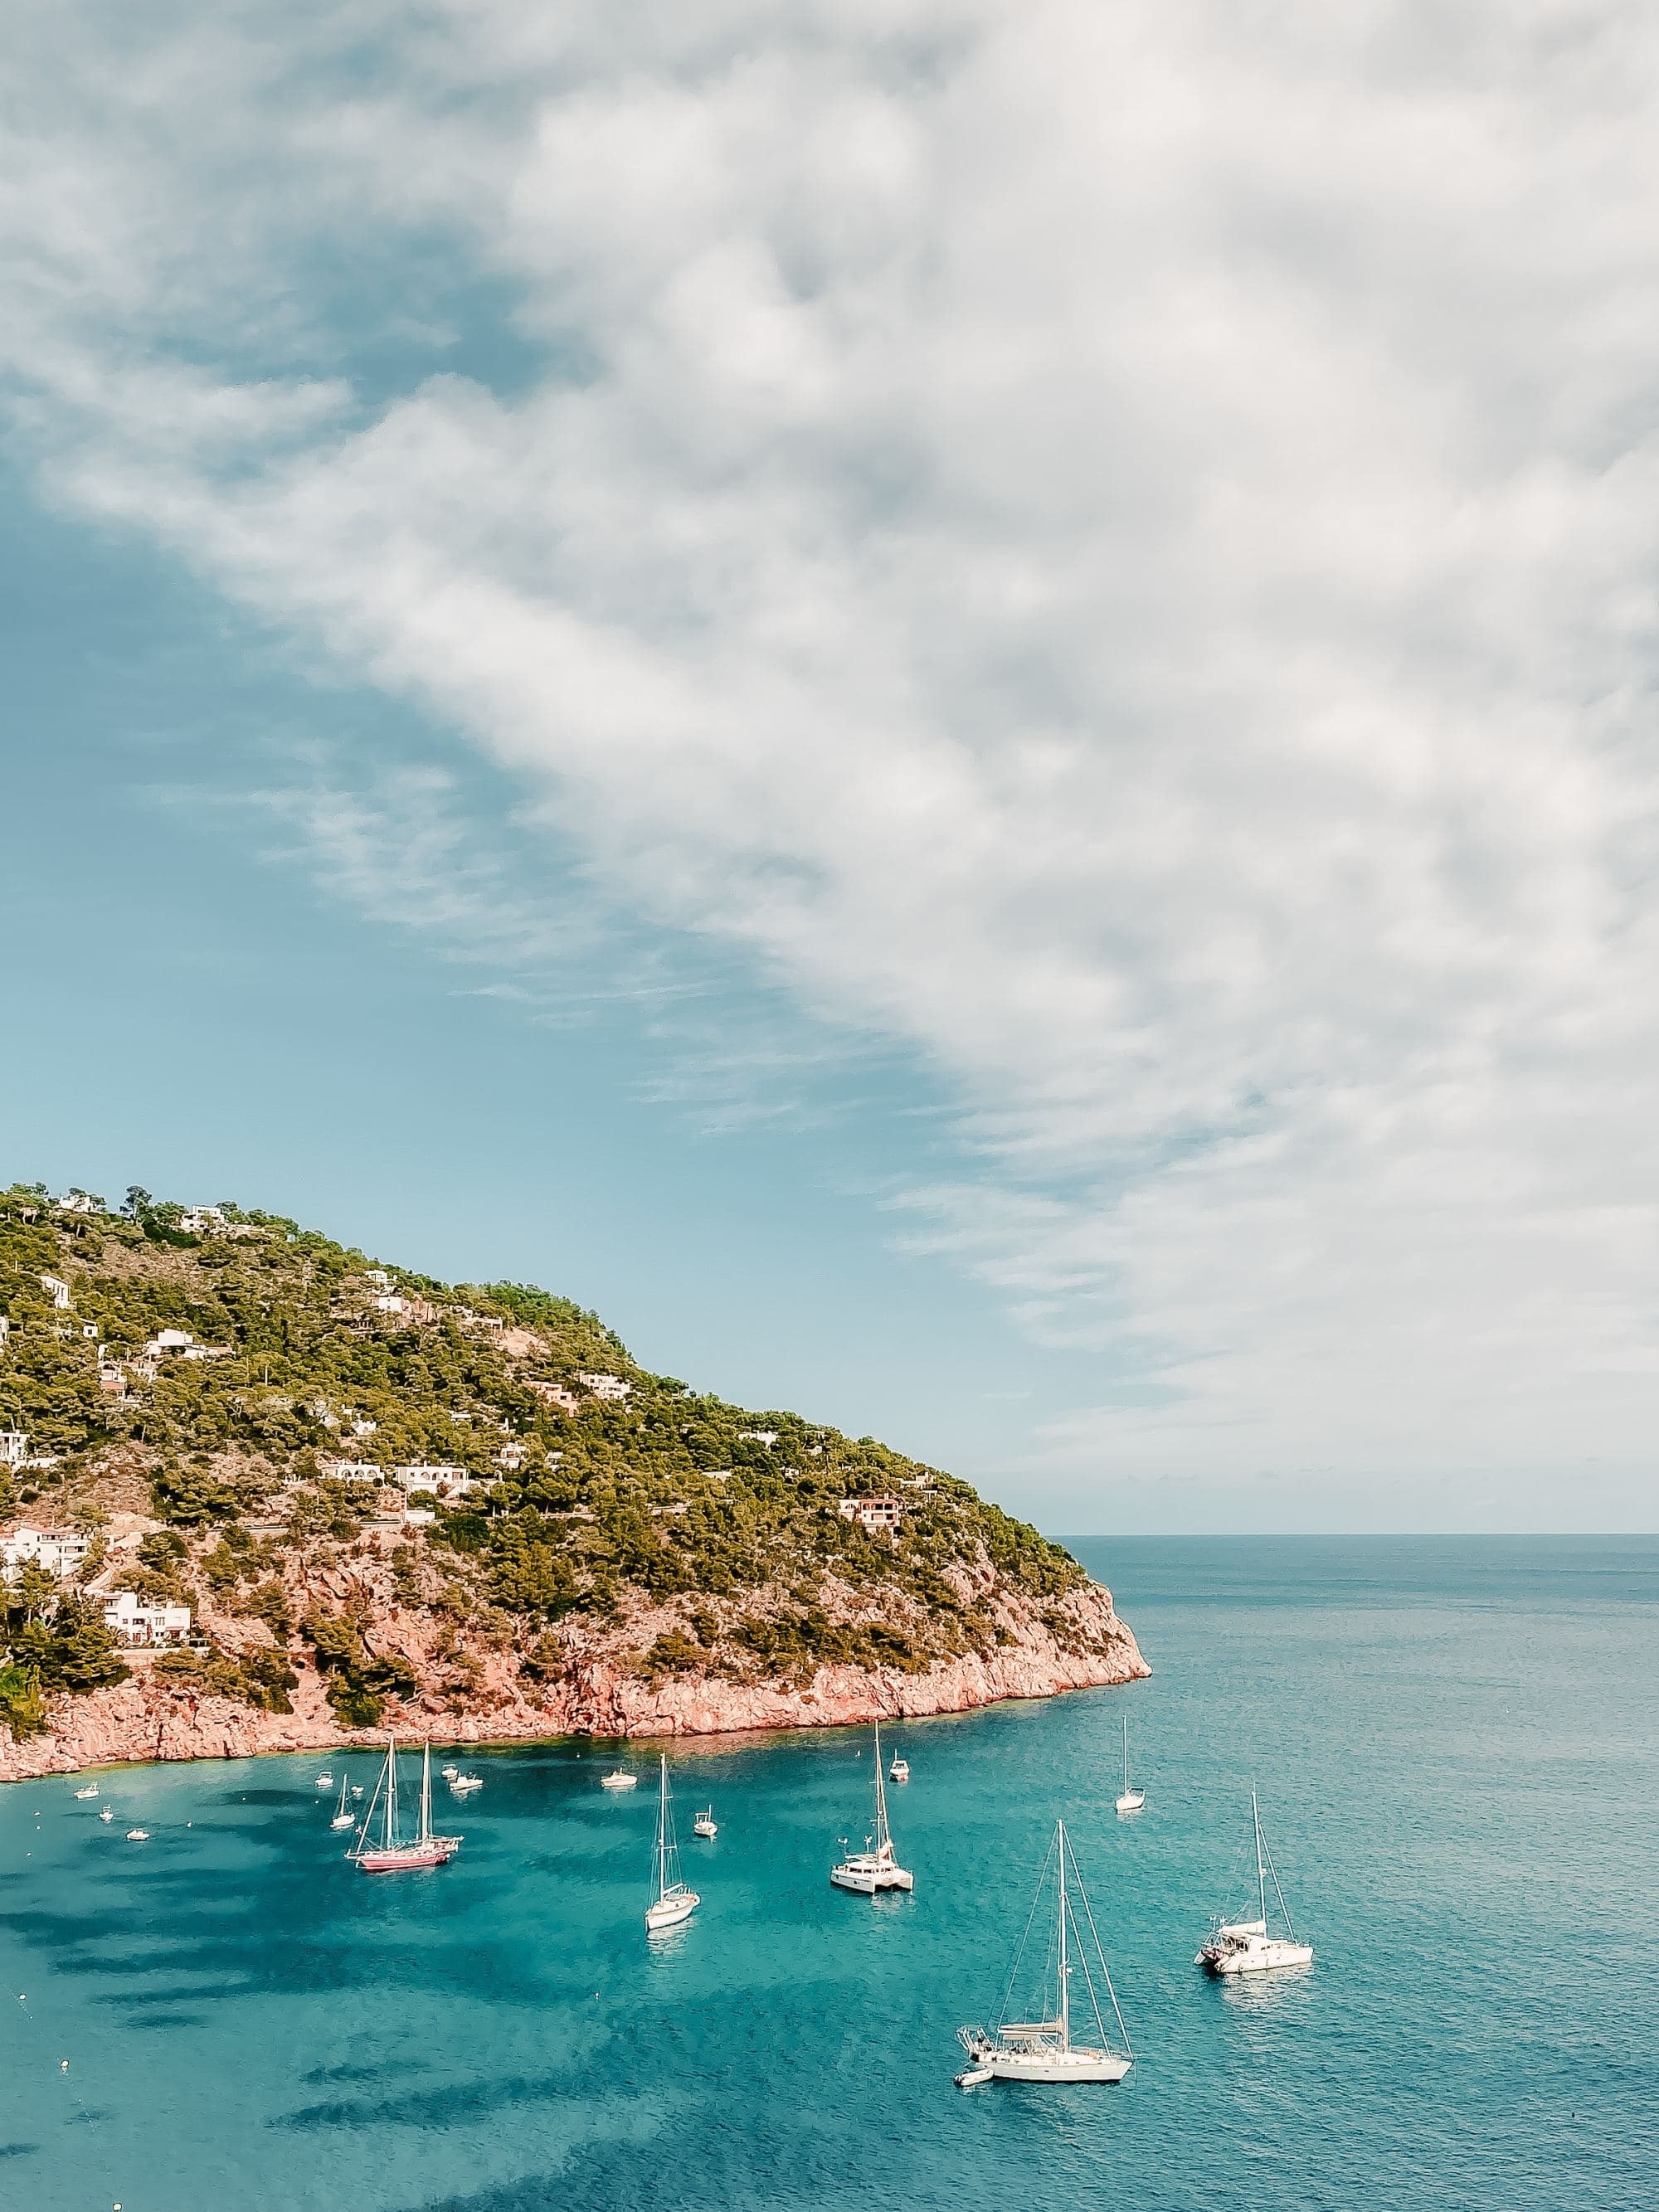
[2,1534,1656,2212]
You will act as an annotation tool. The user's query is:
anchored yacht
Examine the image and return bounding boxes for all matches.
[956,1820,1133,2084]
[1196,1791,1313,1975]
[1114,1714,1145,1816]
[645,1756,700,1932]
[831,1720,913,1894]
[348,1738,462,1873]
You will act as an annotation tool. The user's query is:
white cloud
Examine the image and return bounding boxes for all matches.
[6,1,1659,1502]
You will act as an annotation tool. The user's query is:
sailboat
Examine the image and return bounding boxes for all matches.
[693,1806,718,1838]
[329,1771,357,1830]
[645,1755,700,1931]
[1114,1714,1145,1815]
[830,1719,913,1894]
[956,1821,1133,2084]
[1195,1791,1313,1975]
[348,1738,463,1874]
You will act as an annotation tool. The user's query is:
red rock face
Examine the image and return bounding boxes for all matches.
[0,1584,1148,1782]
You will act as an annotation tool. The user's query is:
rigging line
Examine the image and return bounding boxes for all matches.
[1069,1846,1135,2060]
[1058,1833,1110,2051]
[1262,1832,1296,1940]
[995,1828,1058,2030]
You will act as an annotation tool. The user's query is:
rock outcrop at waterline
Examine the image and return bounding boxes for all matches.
[0,1581,1146,1782]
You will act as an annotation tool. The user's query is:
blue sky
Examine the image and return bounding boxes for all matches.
[4,3,1657,1534]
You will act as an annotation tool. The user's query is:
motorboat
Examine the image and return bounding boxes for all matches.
[440,1766,460,1782]
[956,1820,1133,2085]
[601,1770,638,1791]
[645,1756,700,1932]
[1114,1714,1145,1816]
[831,1720,913,1894]
[348,1738,462,1874]
[125,1828,150,1841]
[1196,1792,1313,1975]
[448,1772,483,1796]
[888,1756,910,1783]
[693,1808,718,1838]
[314,1771,333,1788]
[74,1784,100,1800]
[99,1807,114,1823]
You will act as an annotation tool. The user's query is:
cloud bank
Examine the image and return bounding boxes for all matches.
[7,1,1659,1494]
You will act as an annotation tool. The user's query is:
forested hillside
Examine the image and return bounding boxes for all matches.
[1,1183,1126,1749]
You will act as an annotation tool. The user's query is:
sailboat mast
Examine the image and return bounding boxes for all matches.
[872,1720,890,1854]
[1056,1821,1071,2051]
[1253,1790,1267,1926]
[385,1735,397,1850]
[1121,1713,1129,1793]
[656,1755,668,1902]
[420,1742,431,1845]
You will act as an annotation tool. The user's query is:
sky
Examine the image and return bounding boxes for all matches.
[2,1,1657,1534]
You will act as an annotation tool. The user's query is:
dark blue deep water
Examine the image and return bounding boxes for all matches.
[2,1536,1656,2211]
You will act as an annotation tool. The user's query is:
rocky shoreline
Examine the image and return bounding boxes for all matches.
[0,1591,1148,1783]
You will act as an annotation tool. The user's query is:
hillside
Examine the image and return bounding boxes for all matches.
[0,1183,1146,1777]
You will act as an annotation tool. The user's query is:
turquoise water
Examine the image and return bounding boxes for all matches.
[2,1536,1656,2212]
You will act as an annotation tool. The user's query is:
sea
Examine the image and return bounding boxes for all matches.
[2,1535,1656,2212]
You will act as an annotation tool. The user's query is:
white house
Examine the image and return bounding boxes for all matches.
[372,1291,408,1314]
[402,1505,436,1528]
[496,1441,528,1470]
[1,1429,28,1466]
[739,1429,780,1448]
[577,1372,633,1402]
[102,1590,193,1646]
[838,1494,903,1534]
[177,1206,228,1234]
[144,1328,194,1356]
[321,1460,386,1485]
[2,1525,93,1581]
[56,1190,101,1215]
[0,1317,10,1347]
[365,1269,391,1287]
[392,1465,474,1496]
[40,1274,71,1310]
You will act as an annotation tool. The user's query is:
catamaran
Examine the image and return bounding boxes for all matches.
[1195,1791,1313,1975]
[645,1755,700,1932]
[329,1771,357,1830]
[348,1738,462,1874]
[1114,1714,1145,1815]
[831,1719,913,1894]
[956,1820,1134,2085]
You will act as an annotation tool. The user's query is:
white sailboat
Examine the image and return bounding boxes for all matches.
[693,1806,718,1838]
[329,1771,357,1830]
[348,1738,463,1874]
[831,1719,913,1894]
[957,1821,1133,2084]
[645,1755,699,1931]
[1195,1791,1313,1975]
[1114,1714,1145,1815]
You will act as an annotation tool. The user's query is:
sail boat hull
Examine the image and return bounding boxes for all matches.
[1114,1789,1146,1814]
[645,1887,700,1930]
[1198,1933,1313,1975]
[356,1840,460,1874]
[982,2047,1131,2083]
[830,1857,914,1893]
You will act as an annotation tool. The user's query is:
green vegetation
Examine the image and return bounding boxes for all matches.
[1,1179,1098,1733]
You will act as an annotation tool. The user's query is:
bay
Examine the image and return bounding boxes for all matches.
[2,1535,1655,2211]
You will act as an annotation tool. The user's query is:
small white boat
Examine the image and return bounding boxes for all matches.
[99,1807,114,1823]
[351,1784,363,1798]
[956,1820,1133,2085]
[831,1720,913,1894]
[74,1784,100,1801]
[314,1771,333,1788]
[1195,1792,1314,1976]
[601,1770,639,1791]
[440,1766,460,1782]
[645,1756,700,1932]
[449,1773,483,1795]
[1114,1714,1145,1816]
[888,1756,910,1783]
[329,1773,357,1830]
[693,1808,718,1838]
[125,1828,150,1842]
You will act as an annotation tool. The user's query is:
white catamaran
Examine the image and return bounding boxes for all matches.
[1195,1791,1313,1975]
[1114,1713,1145,1815]
[645,1755,700,1932]
[830,1719,913,1894]
[348,1738,462,1874]
[957,1820,1134,2084]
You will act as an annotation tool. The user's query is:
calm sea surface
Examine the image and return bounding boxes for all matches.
[2,1536,1656,2212]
